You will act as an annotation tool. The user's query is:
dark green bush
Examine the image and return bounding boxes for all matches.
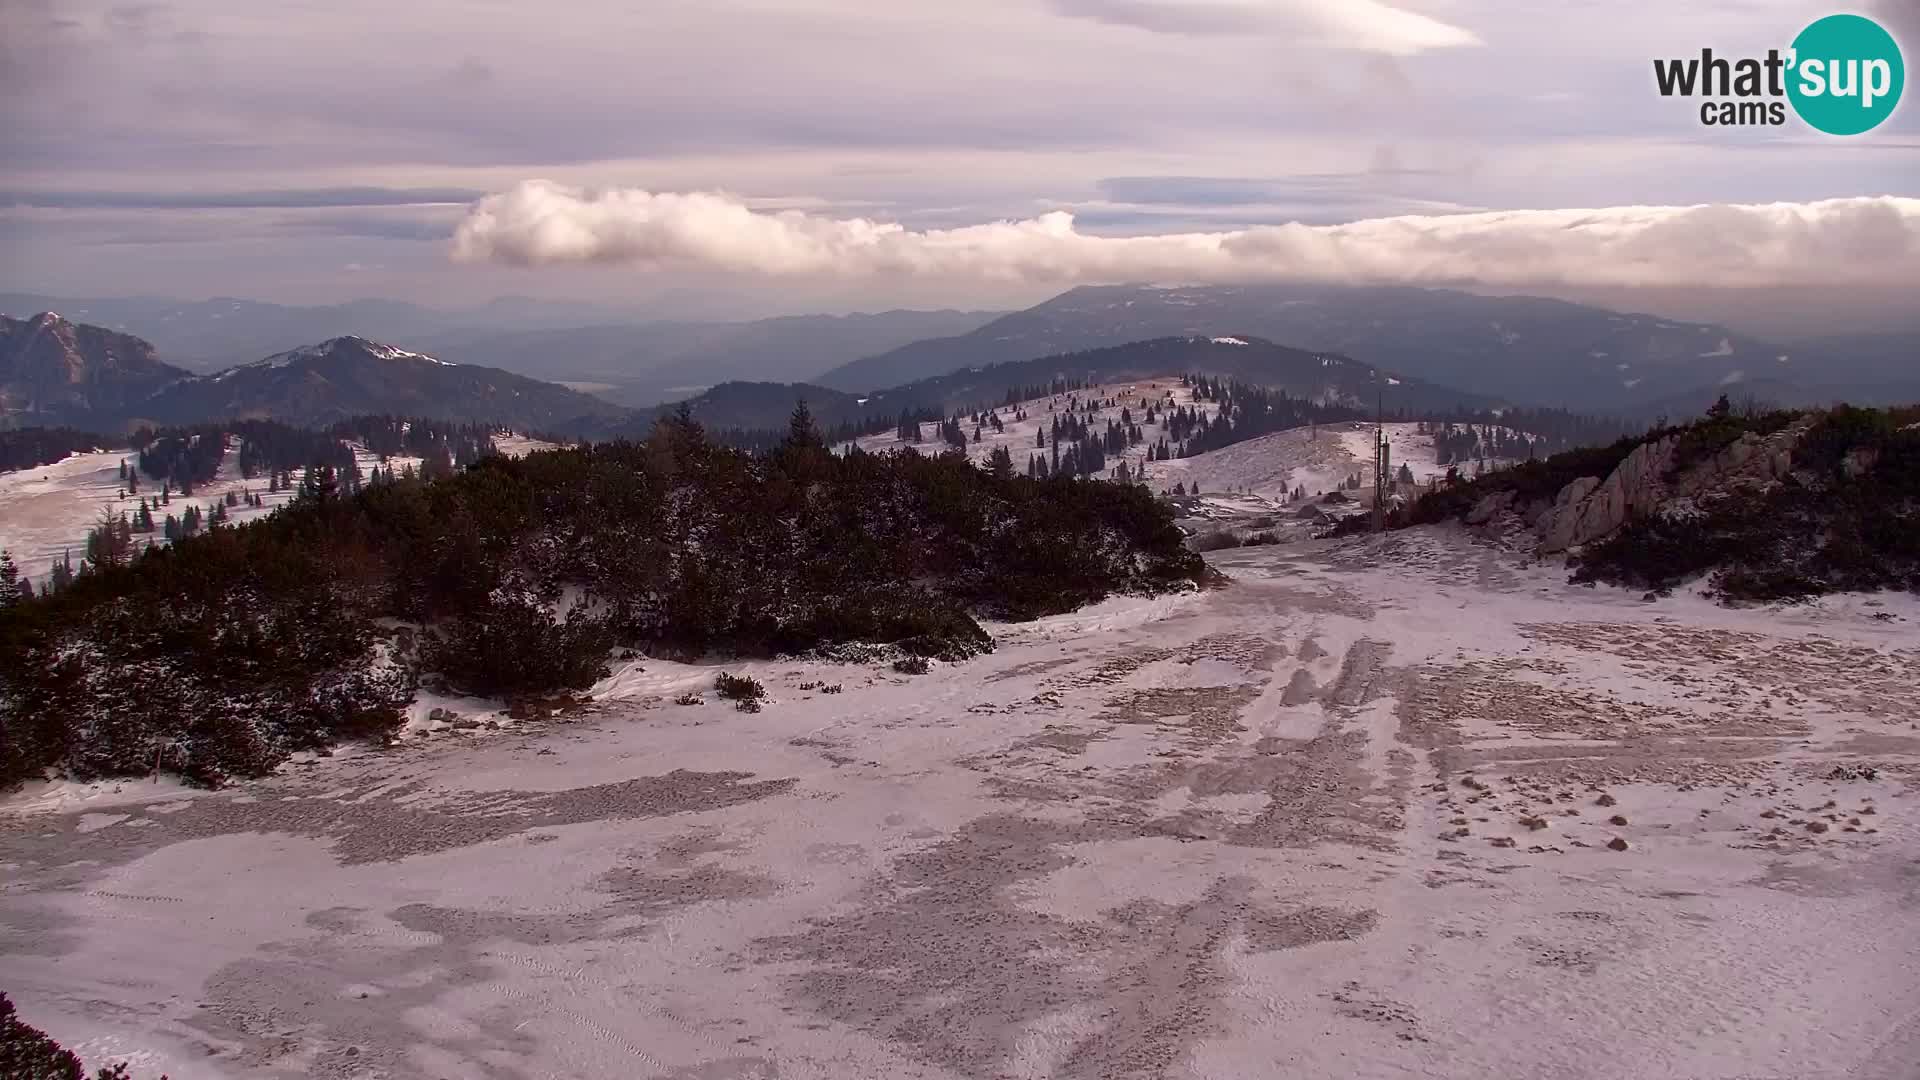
[424,598,611,698]
[714,672,765,705]
[1189,531,1242,552]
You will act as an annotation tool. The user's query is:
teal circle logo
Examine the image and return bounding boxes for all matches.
[1787,14,1904,135]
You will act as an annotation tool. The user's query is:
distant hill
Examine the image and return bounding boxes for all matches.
[814,283,1881,412]
[137,337,630,431]
[1,312,191,423]
[597,381,891,445]
[857,335,1500,418]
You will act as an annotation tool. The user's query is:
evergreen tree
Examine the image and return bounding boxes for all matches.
[987,445,1014,481]
[83,508,133,569]
[0,549,18,607]
[48,550,74,593]
[298,464,342,504]
[785,399,823,451]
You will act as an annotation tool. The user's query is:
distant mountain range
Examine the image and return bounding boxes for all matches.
[813,283,1917,415]
[416,309,999,406]
[619,334,1499,440]
[6,282,1914,441]
[0,293,636,373]
[0,292,1001,407]
[0,315,625,433]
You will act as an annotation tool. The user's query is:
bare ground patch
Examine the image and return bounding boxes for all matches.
[1100,685,1260,748]
[0,770,800,876]
[1519,622,1920,722]
[753,818,1378,1080]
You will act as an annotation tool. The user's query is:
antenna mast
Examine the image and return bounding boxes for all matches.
[1371,384,1387,533]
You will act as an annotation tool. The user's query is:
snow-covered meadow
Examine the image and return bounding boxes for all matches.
[4,524,1916,1080]
[847,377,1223,483]
[0,433,558,587]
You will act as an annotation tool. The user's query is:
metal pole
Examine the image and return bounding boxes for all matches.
[1372,385,1386,533]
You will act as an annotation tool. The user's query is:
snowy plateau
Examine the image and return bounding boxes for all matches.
[1,405,1917,1080]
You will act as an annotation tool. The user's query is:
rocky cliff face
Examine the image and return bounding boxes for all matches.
[1466,417,1814,554]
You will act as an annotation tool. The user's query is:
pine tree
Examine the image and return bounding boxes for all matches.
[785,399,823,451]
[988,445,1014,481]
[84,507,133,568]
[48,550,74,593]
[299,464,342,504]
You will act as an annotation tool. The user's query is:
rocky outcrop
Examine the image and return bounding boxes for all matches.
[1537,441,1670,552]
[1532,418,1812,554]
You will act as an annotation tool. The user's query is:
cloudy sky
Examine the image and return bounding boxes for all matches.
[3,0,1916,322]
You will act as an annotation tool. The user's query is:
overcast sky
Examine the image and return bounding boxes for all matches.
[2,0,1916,320]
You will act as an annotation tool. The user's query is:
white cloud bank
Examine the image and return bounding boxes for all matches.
[1046,0,1481,54]
[451,180,1920,290]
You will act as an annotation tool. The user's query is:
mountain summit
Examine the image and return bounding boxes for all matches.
[0,311,190,420]
[141,335,630,429]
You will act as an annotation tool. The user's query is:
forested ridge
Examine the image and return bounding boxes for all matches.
[0,406,1204,787]
[0,428,113,473]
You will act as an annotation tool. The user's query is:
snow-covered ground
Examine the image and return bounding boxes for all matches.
[492,432,563,458]
[0,442,306,586]
[4,527,1916,1080]
[0,449,138,580]
[1148,420,1525,515]
[0,433,557,587]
